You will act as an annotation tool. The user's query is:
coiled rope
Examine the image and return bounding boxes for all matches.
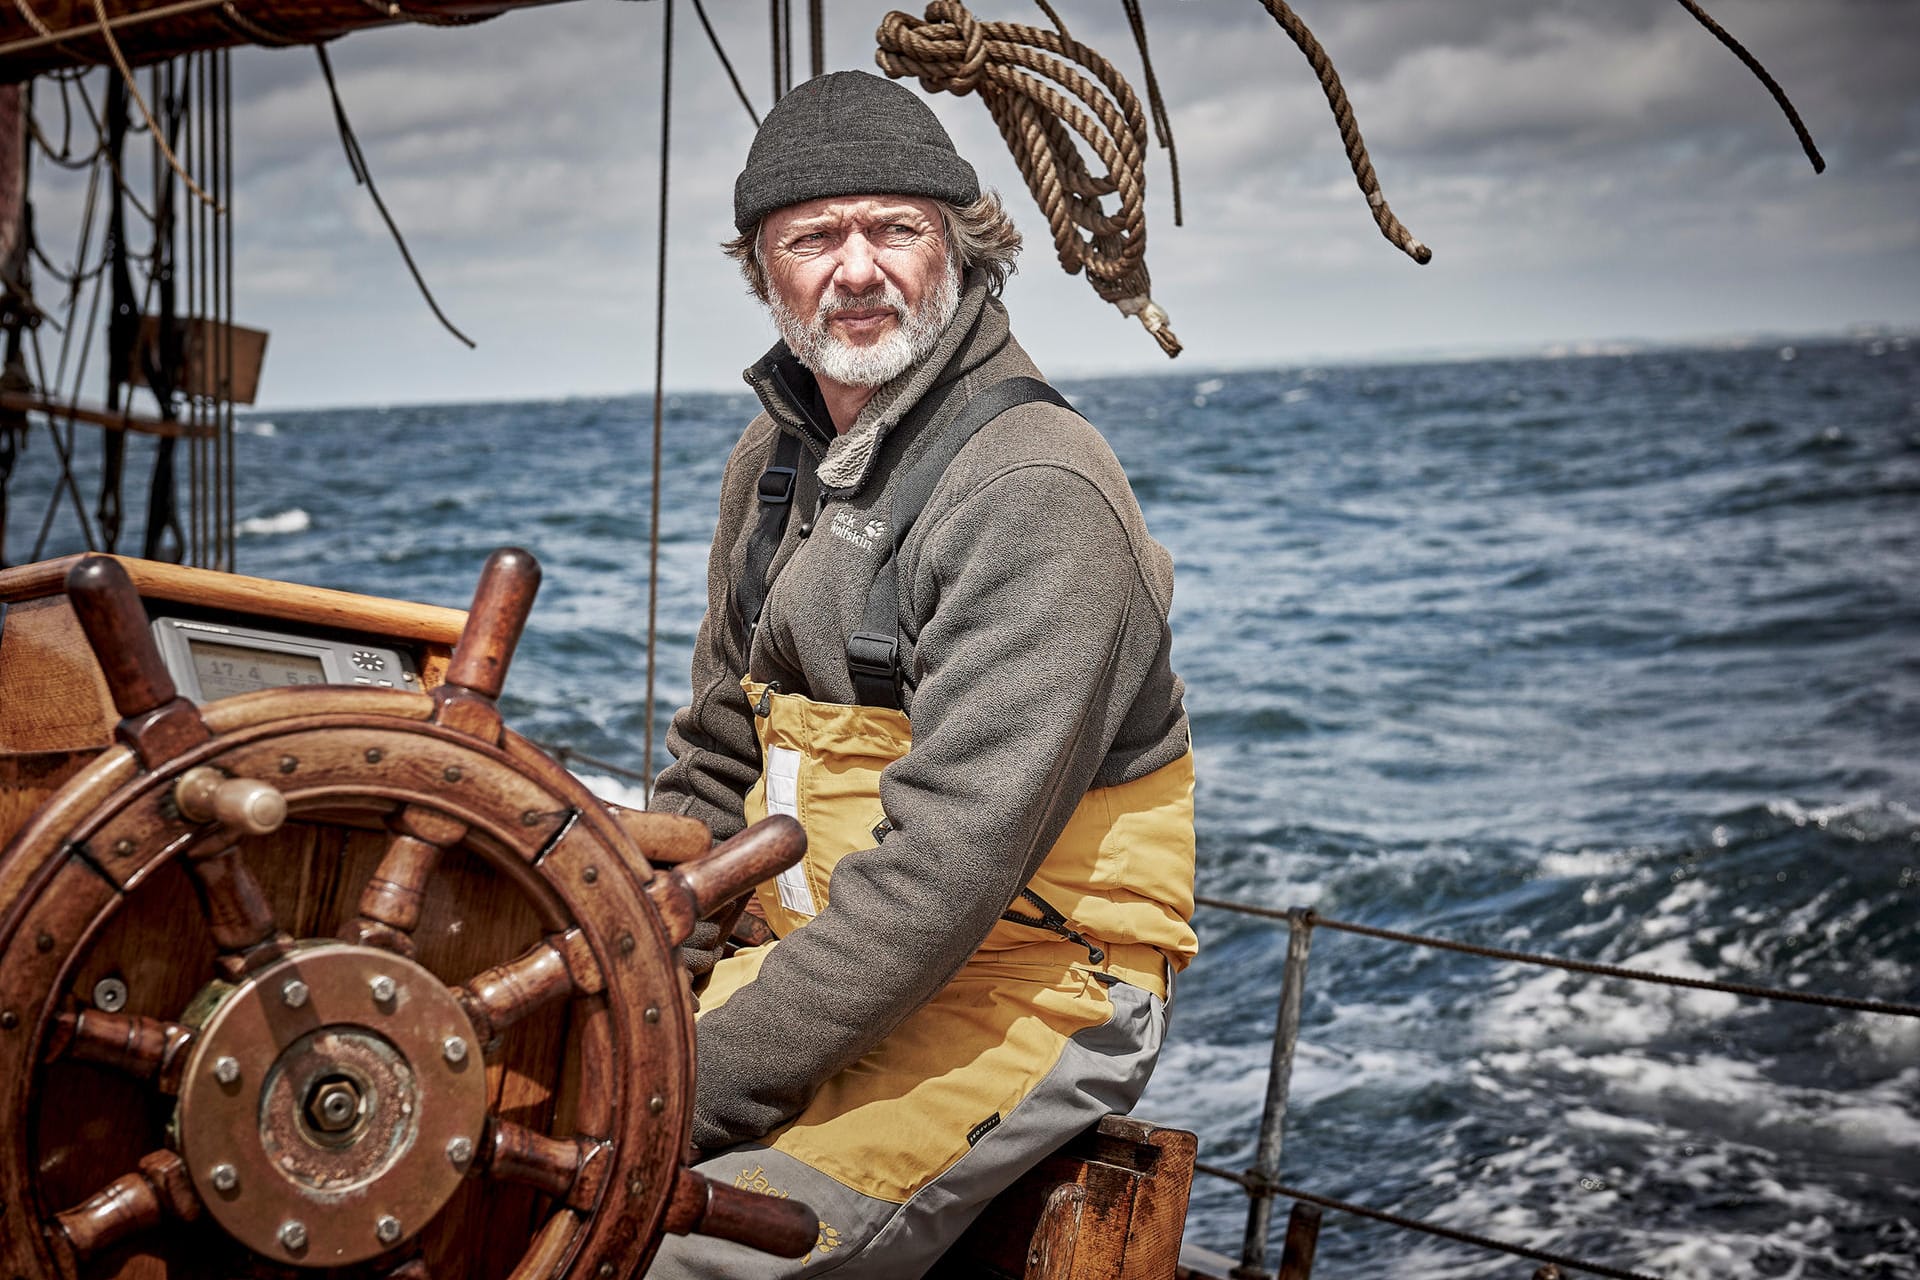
[875,0,1182,356]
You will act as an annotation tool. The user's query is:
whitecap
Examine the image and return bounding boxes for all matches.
[576,772,649,810]
[237,419,277,437]
[237,508,311,536]
[1193,377,1225,397]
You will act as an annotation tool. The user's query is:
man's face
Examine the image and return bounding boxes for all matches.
[760,194,960,389]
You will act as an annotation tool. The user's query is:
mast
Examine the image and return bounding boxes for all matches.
[0,0,582,83]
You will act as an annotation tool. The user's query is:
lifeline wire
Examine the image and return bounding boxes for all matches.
[1194,896,1920,1020]
[1193,1163,1666,1280]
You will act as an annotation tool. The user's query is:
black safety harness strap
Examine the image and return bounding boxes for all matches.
[731,426,802,653]
[736,374,1102,963]
[847,375,1076,708]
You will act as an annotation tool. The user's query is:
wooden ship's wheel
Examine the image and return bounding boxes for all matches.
[0,550,817,1277]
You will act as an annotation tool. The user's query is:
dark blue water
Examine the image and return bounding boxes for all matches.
[8,337,1917,1276]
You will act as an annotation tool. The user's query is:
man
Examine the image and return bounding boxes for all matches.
[645,70,1196,1278]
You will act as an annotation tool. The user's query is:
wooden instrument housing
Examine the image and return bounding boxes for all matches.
[0,554,466,849]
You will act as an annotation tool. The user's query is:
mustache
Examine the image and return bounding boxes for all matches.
[816,286,907,323]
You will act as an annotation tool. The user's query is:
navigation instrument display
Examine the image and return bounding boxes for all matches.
[151,617,421,704]
[187,638,327,700]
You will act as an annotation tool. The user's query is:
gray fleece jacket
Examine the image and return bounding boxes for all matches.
[648,275,1190,1153]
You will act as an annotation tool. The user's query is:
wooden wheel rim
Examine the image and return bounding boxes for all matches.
[0,687,697,1278]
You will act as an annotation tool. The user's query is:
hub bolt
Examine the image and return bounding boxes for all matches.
[92,977,128,1013]
[442,1035,469,1064]
[370,974,397,1004]
[213,1056,241,1085]
[281,979,309,1009]
[210,1163,238,1192]
[279,1220,308,1252]
[308,1079,362,1133]
[376,1214,402,1245]
[447,1136,475,1167]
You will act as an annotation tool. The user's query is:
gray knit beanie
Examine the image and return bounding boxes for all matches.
[733,70,980,233]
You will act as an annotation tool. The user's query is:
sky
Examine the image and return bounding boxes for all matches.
[28,0,1920,407]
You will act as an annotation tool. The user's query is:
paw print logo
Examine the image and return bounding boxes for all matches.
[351,651,385,671]
[803,1222,843,1265]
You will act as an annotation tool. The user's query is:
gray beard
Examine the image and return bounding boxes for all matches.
[769,263,961,389]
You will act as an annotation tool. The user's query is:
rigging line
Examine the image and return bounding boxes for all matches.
[691,0,758,127]
[1191,1164,1665,1280]
[806,0,821,80]
[314,46,475,348]
[1117,0,1180,226]
[8,0,91,66]
[0,0,252,60]
[1253,0,1430,265]
[1670,0,1823,173]
[767,0,781,102]
[782,0,793,94]
[1194,896,1920,1020]
[85,0,222,212]
[642,0,674,802]
[67,73,158,224]
[1031,0,1068,40]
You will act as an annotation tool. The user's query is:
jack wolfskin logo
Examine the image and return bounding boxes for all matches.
[829,508,887,552]
[967,1113,1001,1147]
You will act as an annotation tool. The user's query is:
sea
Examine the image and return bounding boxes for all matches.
[5,336,1917,1277]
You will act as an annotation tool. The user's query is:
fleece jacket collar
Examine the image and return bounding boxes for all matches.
[740,273,1010,500]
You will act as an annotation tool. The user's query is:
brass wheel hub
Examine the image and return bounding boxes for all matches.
[175,944,486,1267]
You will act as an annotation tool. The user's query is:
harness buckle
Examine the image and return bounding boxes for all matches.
[846,631,898,680]
[757,466,797,505]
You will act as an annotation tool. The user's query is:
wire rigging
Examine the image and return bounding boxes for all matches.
[641,0,675,801]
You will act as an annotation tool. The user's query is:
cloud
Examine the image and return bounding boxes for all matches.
[11,0,1916,405]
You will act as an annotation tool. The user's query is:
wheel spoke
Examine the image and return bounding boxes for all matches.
[341,833,448,954]
[183,841,286,978]
[47,1009,195,1092]
[454,935,584,1046]
[662,1165,818,1257]
[482,1118,607,1209]
[53,1150,202,1262]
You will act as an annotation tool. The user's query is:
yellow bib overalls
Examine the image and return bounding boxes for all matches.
[694,675,1198,1209]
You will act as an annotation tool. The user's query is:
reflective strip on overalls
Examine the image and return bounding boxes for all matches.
[693,676,1198,1206]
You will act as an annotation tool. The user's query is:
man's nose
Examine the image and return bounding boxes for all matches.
[834,232,883,293]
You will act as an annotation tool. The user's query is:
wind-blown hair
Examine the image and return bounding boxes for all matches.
[722,191,1023,302]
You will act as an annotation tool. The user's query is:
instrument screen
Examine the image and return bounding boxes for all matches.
[151,616,421,704]
[187,638,327,700]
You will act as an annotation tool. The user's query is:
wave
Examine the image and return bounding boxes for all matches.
[237,508,310,536]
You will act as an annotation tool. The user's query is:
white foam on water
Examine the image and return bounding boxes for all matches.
[576,773,649,811]
[236,419,277,436]
[237,508,311,535]
[1282,387,1311,404]
[1193,377,1225,397]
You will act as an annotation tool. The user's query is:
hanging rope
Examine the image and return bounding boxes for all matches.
[1671,0,1823,173]
[641,0,674,801]
[1255,0,1430,265]
[876,0,1182,356]
[1117,0,1180,226]
[315,46,475,348]
[84,0,223,211]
